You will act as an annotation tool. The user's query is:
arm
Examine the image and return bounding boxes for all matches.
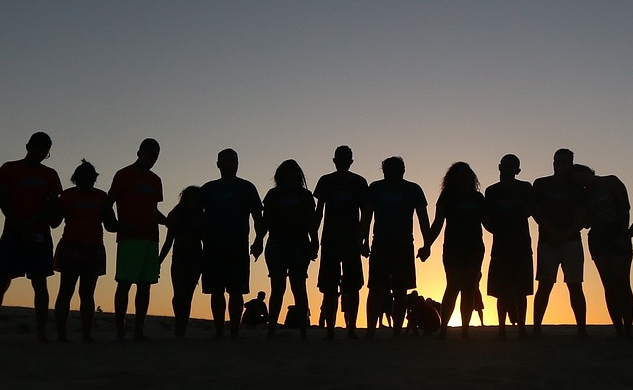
[158,228,175,265]
[415,203,431,261]
[314,198,325,232]
[307,199,320,260]
[250,208,266,261]
[425,205,446,250]
[358,202,373,258]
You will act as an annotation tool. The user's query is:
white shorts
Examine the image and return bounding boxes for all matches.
[535,240,584,283]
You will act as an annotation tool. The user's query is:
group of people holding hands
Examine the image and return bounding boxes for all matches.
[0,133,631,343]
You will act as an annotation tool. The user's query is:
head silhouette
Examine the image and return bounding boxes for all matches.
[442,162,480,192]
[553,148,574,176]
[499,154,521,179]
[136,138,160,171]
[217,148,239,179]
[333,145,353,172]
[570,164,595,188]
[71,159,99,189]
[25,132,52,163]
[274,159,306,189]
[381,156,405,181]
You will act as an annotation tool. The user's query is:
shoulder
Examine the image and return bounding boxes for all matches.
[350,172,368,186]
[533,175,553,187]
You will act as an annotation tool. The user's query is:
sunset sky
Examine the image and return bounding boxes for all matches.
[1,1,632,327]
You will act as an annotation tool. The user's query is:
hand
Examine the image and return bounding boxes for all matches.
[250,240,263,261]
[416,246,430,262]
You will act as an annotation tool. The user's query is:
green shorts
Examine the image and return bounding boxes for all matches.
[115,240,159,284]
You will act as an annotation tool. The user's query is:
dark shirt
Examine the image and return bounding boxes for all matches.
[485,179,533,256]
[533,175,583,243]
[201,177,262,247]
[437,189,485,254]
[367,179,427,242]
[263,186,315,243]
[314,171,367,246]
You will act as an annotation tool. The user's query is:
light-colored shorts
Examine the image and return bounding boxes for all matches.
[536,240,584,283]
[115,240,159,284]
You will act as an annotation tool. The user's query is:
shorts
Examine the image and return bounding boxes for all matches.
[0,232,54,279]
[115,240,159,284]
[317,244,363,294]
[444,267,481,292]
[536,240,584,283]
[171,253,202,294]
[368,240,415,290]
[201,244,250,295]
[54,240,107,277]
[265,240,311,280]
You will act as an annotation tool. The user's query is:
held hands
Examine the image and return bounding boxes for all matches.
[359,239,370,258]
[250,239,263,261]
[416,246,431,262]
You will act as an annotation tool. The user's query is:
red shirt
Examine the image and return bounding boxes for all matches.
[59,187,108,245]
[0,159,62,234]
[108,164,163,242]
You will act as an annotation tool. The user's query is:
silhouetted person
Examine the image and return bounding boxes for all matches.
[314,146,368,339]
[485,154,533,339]
[242,291,269,328]
[159,186,204,338]
[0,132,62,342]
[360,156,431,339]
[532,149,588,338]
[256,160,319,339]
[571,164,632,337]
[201,148,264,339]
[422,162,487,339]
[109,138,166,341]
[52,159,117,343]
[404,291,441,336]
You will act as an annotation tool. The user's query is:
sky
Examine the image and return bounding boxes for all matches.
[1,1,632,328]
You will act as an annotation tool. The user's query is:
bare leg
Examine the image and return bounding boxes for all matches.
[54,272,79,341]
[114,281,132,341]
[459,286,475,338]
[133,282,151,340]
[496,297,508,339]
[31,277,49,342]
[267,276,287,338]
[365,287,384,339]
[322,292,338,339]
[346,291,360,339]
[533,281,553,334]
[392,289,407,336]
[211,293,226,338]
[567,282,588,338]
[228,293,244,339]
[289,275,309,339]
[78,275,98,342]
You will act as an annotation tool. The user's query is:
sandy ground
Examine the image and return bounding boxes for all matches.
[0,306,632,390]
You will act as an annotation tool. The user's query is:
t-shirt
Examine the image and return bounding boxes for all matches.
[108,164,163,242]
[585,175,630,228]
[366,179,427,242]
[485,179,533,256]
[437,189,485,252]
[263,186,315,243]
[58,187,109,245]
[201,177,262,247]
[532,175,583,243]
[313,171,367,245]
[0,159,62,234]
[166,205,203,261]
